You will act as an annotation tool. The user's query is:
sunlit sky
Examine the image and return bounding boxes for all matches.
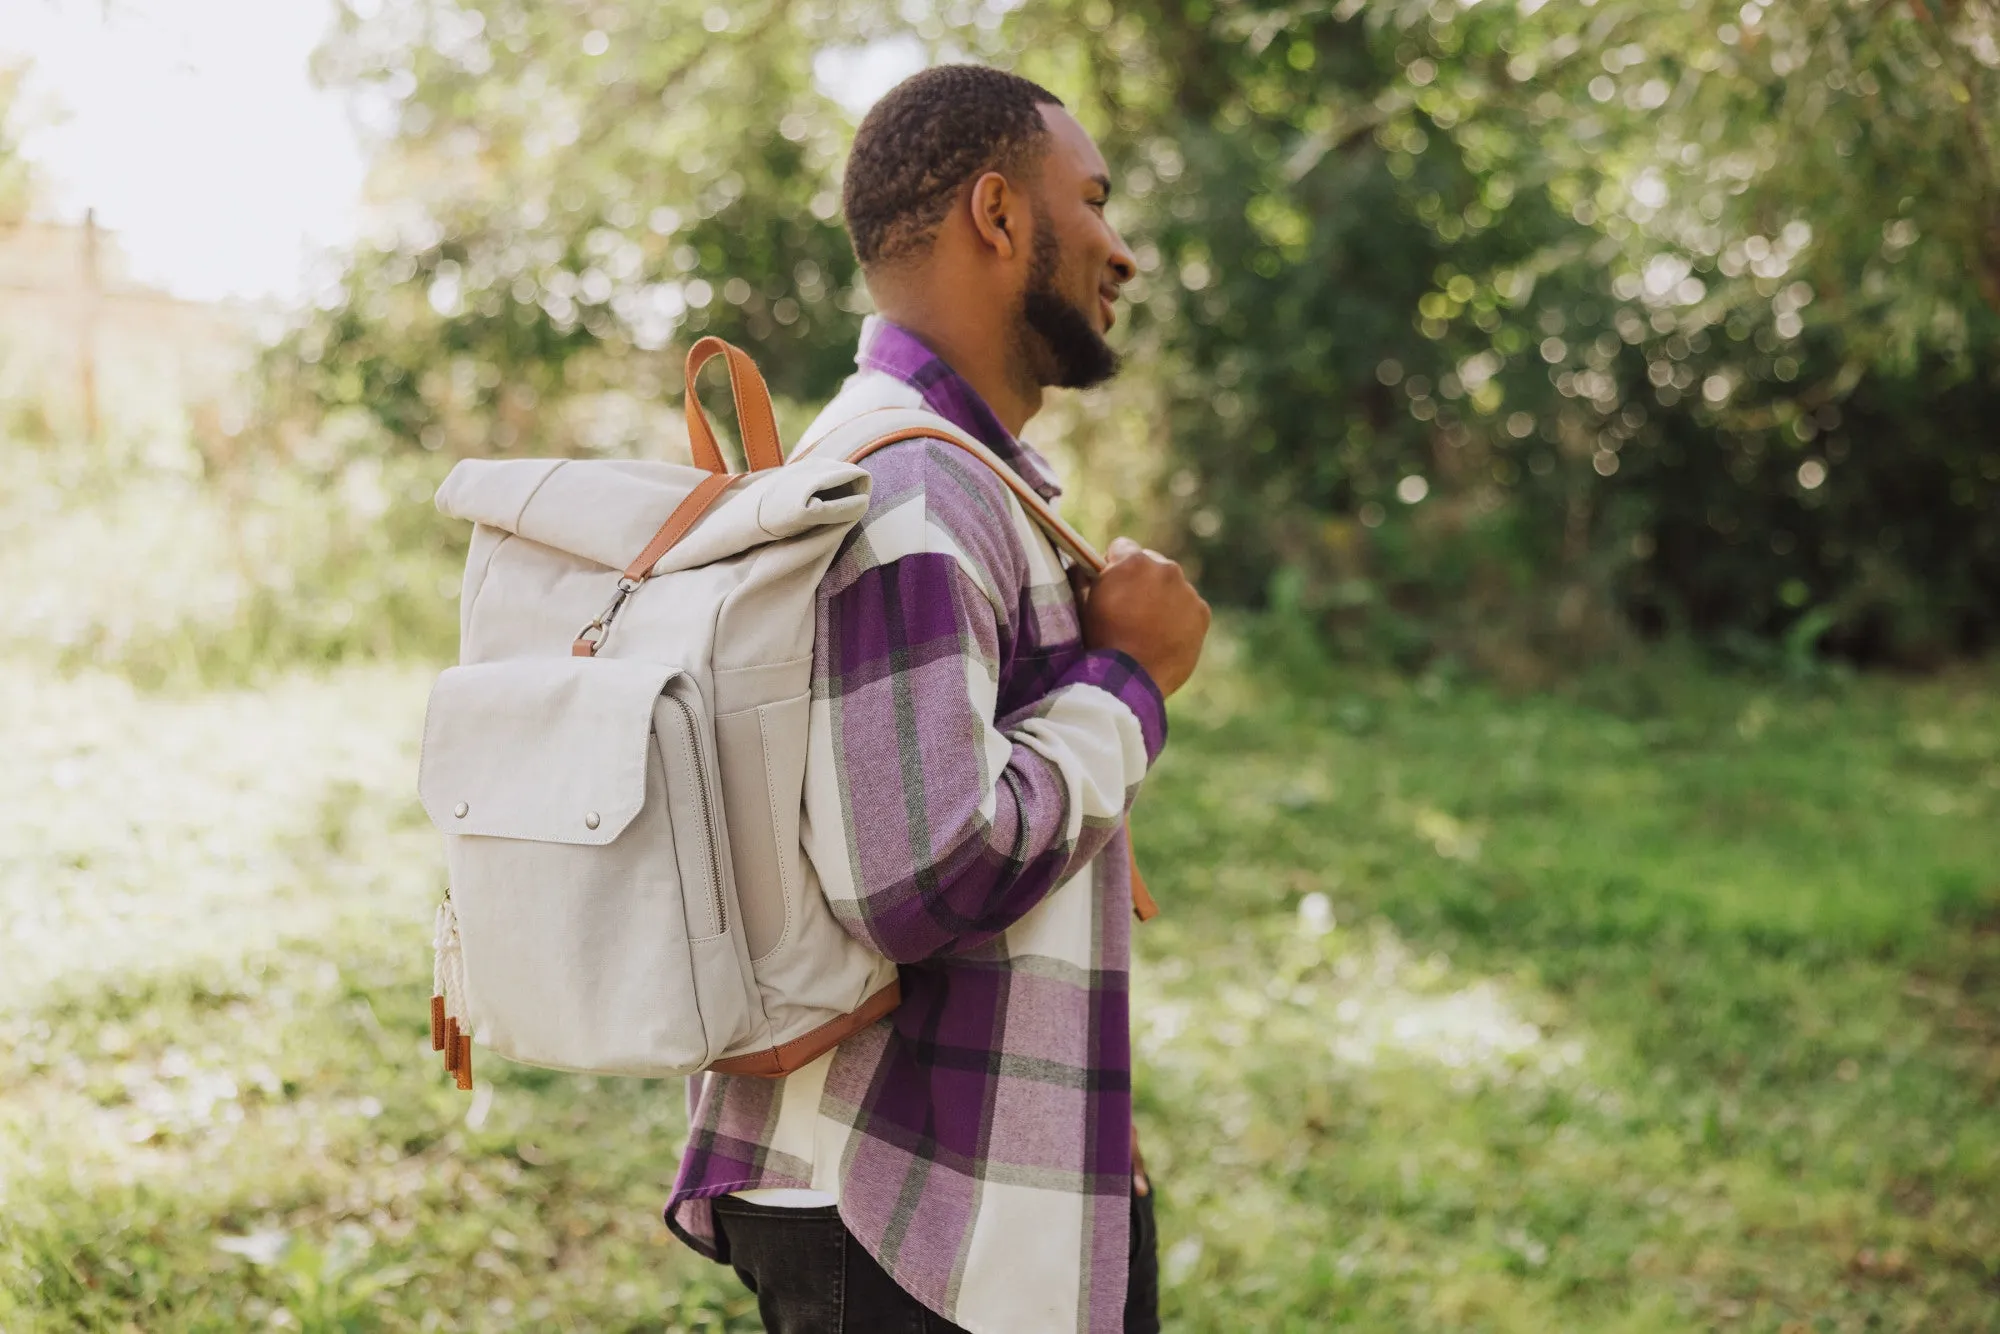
[2,0,367,304]
[2,1,927,306]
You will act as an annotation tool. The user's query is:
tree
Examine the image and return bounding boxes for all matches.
[266,0,869,462]
[272,0,2000,666]
[998,0,2000,665]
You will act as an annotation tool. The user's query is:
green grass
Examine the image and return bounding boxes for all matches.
[1134,631,2000,1331]
[3,624,1997,1331]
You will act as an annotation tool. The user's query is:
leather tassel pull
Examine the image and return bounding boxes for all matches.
[430,995,447,1052]
[444,1017,461,1076]
[1128,845,1159,922]
[455,1034,473,1091]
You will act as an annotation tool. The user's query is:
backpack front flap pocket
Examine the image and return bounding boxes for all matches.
[417,657,756,1076]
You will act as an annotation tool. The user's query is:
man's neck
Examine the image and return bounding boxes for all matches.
[873,302,1043,438]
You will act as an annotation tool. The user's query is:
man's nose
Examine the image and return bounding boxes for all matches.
[1107,235,1137,285]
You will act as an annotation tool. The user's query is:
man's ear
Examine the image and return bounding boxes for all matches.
[966,170,1020,262]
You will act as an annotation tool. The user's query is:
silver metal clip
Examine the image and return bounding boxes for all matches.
[574,576,641,655]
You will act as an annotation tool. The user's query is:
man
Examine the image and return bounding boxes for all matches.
[665,64,1211,1334]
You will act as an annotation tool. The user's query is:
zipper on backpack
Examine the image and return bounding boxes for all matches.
[663,688,727,936]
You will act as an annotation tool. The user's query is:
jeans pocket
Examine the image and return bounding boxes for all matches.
[711,1201,847,1333]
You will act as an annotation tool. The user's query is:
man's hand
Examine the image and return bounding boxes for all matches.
[1078,536,1211,697]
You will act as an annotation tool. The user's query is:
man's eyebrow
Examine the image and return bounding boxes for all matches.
[1089,173,1112,198]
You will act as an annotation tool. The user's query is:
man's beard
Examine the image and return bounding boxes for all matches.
[1019,223,1119,390]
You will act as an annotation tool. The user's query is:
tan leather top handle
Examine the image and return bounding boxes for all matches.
[685,336,785,475]
[574,336,776,655]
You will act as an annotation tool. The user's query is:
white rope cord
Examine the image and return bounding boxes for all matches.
[432,900,447,1000]
[432,897,467,1029]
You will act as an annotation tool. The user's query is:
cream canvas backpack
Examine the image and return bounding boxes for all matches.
[416,337,1117,1088]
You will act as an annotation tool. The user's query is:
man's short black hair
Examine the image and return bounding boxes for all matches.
[842,64,1065,268]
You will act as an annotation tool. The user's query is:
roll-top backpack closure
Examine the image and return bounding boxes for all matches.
[432,456,871,579]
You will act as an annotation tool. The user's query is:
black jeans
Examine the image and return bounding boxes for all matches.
[710,1186,1160,1334]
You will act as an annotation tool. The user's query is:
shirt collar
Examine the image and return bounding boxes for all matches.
[855,315,1063,501]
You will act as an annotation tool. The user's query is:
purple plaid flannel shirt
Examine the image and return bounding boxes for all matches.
[664,319,1167,1333]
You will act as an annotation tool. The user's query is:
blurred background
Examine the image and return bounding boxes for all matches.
[2,1,1997,1329]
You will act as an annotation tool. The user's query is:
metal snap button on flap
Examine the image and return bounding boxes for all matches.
[584,811,601,830]
[453,802,469,819]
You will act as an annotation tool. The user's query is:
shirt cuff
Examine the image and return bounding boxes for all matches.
[1060,649,1169,765]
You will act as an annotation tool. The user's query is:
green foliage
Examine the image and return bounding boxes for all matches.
[5,638,1999,1328]
[1002,0,2000,666]
[0,428,461,689]
[265,0,2000,670]
[266,0,870,463]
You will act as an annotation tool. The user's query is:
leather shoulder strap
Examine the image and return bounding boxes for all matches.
[797,406,1106,578]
